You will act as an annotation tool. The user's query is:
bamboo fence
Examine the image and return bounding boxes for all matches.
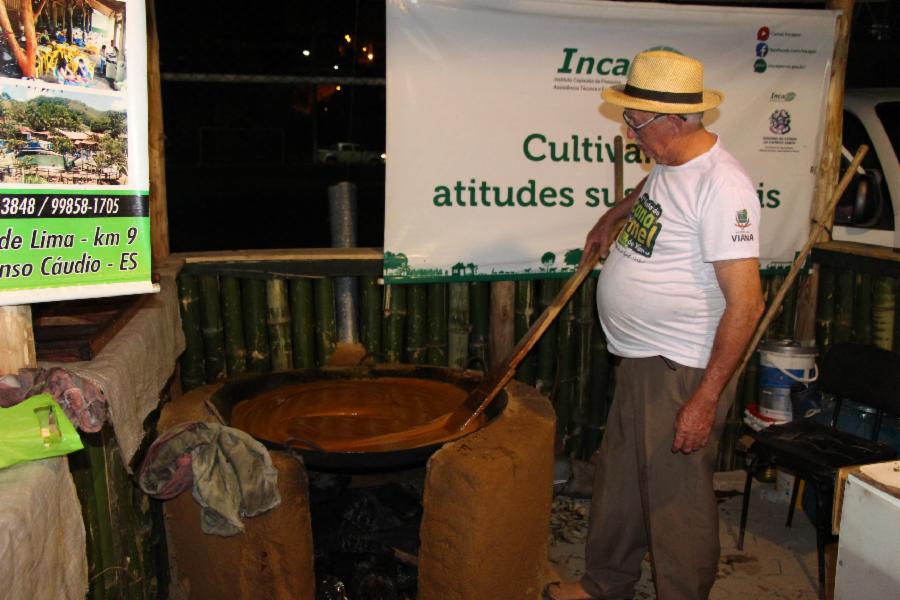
[174,263,900,469]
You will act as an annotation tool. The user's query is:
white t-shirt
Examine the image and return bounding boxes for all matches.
[596,138,760,368]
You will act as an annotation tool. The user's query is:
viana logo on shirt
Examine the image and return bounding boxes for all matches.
[732,209,754,242]
[617,193,662,258]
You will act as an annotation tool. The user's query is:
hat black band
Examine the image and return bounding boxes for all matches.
[623,84,703,105]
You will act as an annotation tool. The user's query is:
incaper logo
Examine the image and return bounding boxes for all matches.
[770,91,797,102]
[769,109,792,135]
[557,48,630,76]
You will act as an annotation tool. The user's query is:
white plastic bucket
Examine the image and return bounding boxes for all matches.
[758,340,818,422]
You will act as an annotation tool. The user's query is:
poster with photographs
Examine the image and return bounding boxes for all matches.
[0,0,153,304]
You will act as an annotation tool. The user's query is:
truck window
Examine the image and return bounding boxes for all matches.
[836,110,894,231]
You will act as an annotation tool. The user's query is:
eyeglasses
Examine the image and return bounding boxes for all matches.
[622,111,687,133]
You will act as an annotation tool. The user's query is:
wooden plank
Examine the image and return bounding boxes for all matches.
[176,248,385,279]
[147,0,170,262]
[832,464,863,535]
[0,305,36,374]
[176,247,384,264]
[813,241,900,278]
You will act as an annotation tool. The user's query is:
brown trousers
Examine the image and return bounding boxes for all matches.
[580,356,734,600]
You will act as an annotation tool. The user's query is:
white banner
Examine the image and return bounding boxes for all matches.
[385,0,838,282]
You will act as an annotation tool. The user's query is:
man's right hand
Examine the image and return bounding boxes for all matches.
[580,213,624,265]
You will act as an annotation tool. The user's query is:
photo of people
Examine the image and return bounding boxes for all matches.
[0,83,128,185]
[0,0,127,92]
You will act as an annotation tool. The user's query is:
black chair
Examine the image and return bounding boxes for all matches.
[738,342,900,600]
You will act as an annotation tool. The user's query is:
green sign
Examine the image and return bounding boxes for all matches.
[0,189,153,304]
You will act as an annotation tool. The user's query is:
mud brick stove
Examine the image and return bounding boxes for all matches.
[158,370,556,600]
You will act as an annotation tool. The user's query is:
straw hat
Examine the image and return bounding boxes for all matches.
[600,50,723,114]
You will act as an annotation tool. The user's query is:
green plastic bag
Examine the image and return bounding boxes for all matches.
[0,393,84,469]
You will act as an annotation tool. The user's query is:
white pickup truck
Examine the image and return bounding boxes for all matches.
[316,142,385,166]
[832,89,900,247]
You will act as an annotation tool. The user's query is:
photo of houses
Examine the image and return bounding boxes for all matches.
[0,83,128,185]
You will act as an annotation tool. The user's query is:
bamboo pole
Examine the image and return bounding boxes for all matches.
[176,274,205,390]
[834,268,854,343]
[146,0,169,262]
[468,282,490,371]
[241,278,270,372]
[572,279,595,457]
[198,275,226,383]
[514,280,537,384]
[535,279,559,395]
[556,295,577,454]
[382,284,407,364]
[447,282,470,369]
[313,278,336,365]
[793,0,855,345]
[289,278,316,369]
[85,433,116,597]
[586,319,611,458]
[765,275,784,339]
[776,275,799,340]
[426,283,448,366]
[872,276,897,351]
[266,278,293,371]
[68,450,105,600]
[220,276,247,377]
[361,276,383,360]
[734,145,867,379]
[103,430,144,599]
[489,281,515,371]
[406,284,428,365]
[816,265,836,352]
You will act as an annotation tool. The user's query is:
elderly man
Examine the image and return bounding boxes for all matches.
[544,50,764,600]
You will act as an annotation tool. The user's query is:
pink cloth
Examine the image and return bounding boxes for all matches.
[0,367,108,432]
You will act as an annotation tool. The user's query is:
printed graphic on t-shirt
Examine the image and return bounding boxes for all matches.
[731,209,755,242]
[617,192,662,258]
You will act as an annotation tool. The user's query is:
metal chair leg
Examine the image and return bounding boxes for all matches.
[738,458,756,551]
[785,474,802,528]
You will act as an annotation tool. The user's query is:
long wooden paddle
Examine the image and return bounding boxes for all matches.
[442,242,606,432]
[292,242,608,454]
[289,137,626,453]
[443,134,626,433]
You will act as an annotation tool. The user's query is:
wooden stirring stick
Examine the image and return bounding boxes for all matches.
[291,137,626,453]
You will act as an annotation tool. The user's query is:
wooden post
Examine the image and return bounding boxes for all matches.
[0,305,36,374]
[793,0,854,345]
[146,0,170,263]
[489,281,515,371]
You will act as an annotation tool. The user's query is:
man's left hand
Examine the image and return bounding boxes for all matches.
[672,394,718,454]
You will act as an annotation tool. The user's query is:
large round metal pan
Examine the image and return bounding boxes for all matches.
[209,365,507,470]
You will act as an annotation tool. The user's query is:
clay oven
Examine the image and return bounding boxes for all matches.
[158,368,556,600]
